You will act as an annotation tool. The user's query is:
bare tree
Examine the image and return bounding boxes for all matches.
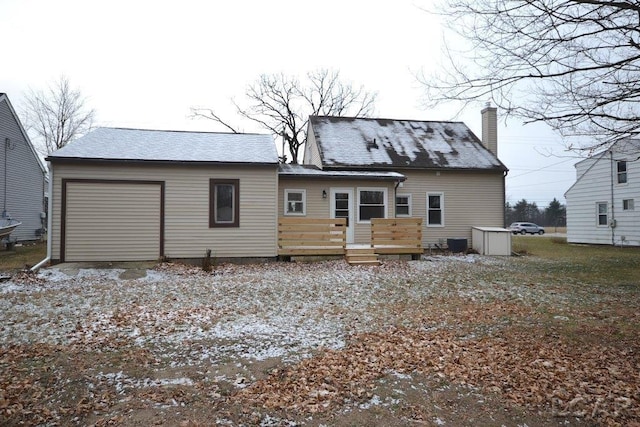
[22,76,96,154]
[192,69,377,163]
[421,0,640,150]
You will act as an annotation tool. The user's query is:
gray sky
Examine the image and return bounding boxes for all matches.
[0,0,580,207]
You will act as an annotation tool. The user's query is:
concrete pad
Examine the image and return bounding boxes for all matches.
[52,261,157,280]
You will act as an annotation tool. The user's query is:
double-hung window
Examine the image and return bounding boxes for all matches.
[395,194,411,217]
[358,188,386,222]
[427,192,444,226]
[596,202,608,226]
[284,189,306,215]
[617,161,627,184]
[210,179,239,227]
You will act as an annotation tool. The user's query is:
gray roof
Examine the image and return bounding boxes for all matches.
[47,127,279,164]
[278,164,405,180]
[309,116,507,171]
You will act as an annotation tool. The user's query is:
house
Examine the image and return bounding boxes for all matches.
[46,107,507,264]
[46,128,279,262]
[288,107,508,249]
[565,139,639,246]
[0,93,48,242]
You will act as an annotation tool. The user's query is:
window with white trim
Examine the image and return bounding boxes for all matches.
[395,194,411,217]
[427,192,444,226]
[623,199,634,211]
[284,189,306,215]
[617,161,627,184]
[357,188,387,222]
[597,202,608,226]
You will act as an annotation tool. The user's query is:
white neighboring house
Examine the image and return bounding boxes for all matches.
[565,139,639,246]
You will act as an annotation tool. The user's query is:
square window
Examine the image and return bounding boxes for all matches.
[358,188,386,222]
[623,199,634,211]
[395,194,411,217]
[210,179,239,227]
[284,189,306,215]
[427,193,444,226]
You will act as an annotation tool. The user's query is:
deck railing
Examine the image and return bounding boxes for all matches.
[371,217,423,254]
[277,217,347,256]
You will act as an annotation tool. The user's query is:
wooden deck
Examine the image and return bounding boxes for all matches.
[277,217,423,259]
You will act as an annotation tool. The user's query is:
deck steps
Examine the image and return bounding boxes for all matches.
[345,247,380,266]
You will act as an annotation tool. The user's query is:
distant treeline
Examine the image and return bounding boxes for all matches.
[505,198,566,227]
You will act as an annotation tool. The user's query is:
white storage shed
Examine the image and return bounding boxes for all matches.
[472,226,512,256]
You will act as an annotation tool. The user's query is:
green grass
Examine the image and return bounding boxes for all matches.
[0,241,47,272]
[512,235,640,286]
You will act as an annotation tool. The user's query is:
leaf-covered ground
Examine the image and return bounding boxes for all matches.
[1,252,638,426]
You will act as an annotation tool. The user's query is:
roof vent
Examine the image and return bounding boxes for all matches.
[367,138,379,151]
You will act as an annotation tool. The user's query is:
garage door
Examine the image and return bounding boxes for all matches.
[63,180,163,262]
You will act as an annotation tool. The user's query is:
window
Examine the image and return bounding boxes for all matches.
[209,179,239,227]
[617,161,627,184]
[395,194,411,217]
[623,199,635,211]
[357,188,386,222]
[597,202,608,226]
[427,192,444,226]
[284,189,306,215]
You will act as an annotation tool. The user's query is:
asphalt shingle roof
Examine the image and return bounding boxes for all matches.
[309,116,507,171]
[47,127,279,164]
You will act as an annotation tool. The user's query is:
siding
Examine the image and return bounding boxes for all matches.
[399,170,504,247]
[303,129,323,168]
[566,151,640,246]
[0,97,46,242]
[51,163,278,261]
[278,177,395,244]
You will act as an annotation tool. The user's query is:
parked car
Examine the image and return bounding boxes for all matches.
[509,222,545,235]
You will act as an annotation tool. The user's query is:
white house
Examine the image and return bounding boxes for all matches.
[565,139,640,246]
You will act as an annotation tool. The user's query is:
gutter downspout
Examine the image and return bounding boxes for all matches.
[610,151,616,245]
[31,161,54,272]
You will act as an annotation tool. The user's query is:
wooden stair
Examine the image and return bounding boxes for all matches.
[345,247,380,266]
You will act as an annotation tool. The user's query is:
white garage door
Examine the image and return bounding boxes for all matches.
[64,181,163,262]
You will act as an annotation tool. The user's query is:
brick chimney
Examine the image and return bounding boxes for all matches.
[481,102,498,157]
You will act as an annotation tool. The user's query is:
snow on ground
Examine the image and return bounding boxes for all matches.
[0,255,573,367]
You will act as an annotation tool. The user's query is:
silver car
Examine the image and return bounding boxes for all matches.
[509,222,545,235]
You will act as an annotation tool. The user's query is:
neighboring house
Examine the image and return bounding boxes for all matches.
[46,128,279,262]
[565,139,639,246]
[0,93,47,242]
[289,107,508,247]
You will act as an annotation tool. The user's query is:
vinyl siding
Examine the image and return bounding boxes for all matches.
[303,129,323,168]
[0,98,46,242]
[278,177,395,244]
[566,152,640,246]
[51,163,278,261]
[399,170,504,247]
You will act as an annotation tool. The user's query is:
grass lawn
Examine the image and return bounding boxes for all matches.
[0,241,46,272]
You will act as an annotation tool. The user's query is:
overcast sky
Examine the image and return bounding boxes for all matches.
[0,0,581,207]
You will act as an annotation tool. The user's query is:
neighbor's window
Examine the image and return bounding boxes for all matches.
[358,188,386,222]
[617,161,627,184]
[623,199,635,211]
[395,194,411,217]
[427,192,444,226]
[210,179,239,227]
[284,189,306,216]
[597,202,608,226]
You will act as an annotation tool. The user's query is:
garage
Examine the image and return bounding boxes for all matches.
[61,180,164,262]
